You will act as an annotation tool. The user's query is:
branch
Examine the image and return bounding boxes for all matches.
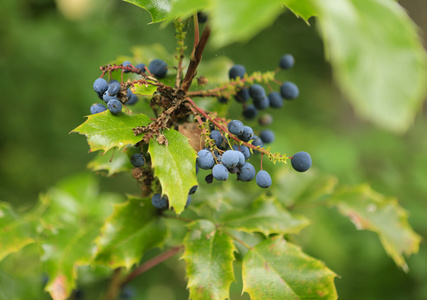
[104,268,123,300]
[180,25,211,93]
[120,246,184,287]
[186,98,288,161]
[174,19,187,90]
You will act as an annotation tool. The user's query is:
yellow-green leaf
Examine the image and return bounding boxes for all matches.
[71,111,151,154]
[328,184,421,271]
[243,237,337,300]
[148,129,197,214]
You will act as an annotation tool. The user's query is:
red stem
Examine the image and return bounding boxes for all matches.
[186,98,277,157]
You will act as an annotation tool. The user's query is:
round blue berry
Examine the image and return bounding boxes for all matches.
[227,120,244,135]
[229,65,246,80]
[135,63,146,73]
[291,151,312,172]
[196,149,215,169]
[221,150,239,168]
[254,97,269,110]
[108,80,121,96]
[149,59,168,78]
[130,153,145,167]
[235,88,250,103]
[189,185,198,195]
[122,60,132,73]
[256,170,272,188]
[210,130,223,147]
[232,144,251,160]
[279,54,295,70]
[268,91,283,108]
[260,130,275,144]
[280,81,299,100]
[243,105,258,120]
[90,103,107,114]
[212,164,229,181]
[103,91,118,103]
[108,99,122,115]
[237,162,255,182]
[93,78,108,94]
[249,84,266,101]
[152,193,168,209]
[239,126,254,142]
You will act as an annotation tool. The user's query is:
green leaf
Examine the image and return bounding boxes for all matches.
[327,184,421,272]
[221,197,309,236]
[182,220,236,300]
[282,0,317,24]
[123,0,171,23]
[94,196,167,269]
[166,0,209,22]
[41,227,100,300]
[132,82,157,96]
[0,203,40,261]
[148,129,197,214]
[87,147,132,176]
[314,0,427,132]
[71,111,151,154]
[210,0,284,47]
[195,56,234,91]
[38,174,121,300]
[242,237,337,300]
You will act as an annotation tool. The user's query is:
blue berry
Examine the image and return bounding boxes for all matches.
[120,286,135,299]
[130,153,145,167]
[127,93,138,105]
[108,80,121,96]
[152,193,168,209]
[232,144,251,160]
[251,135,263,153]
[291,151,312,172]
[122,60,132,73]
[280,81,299,100]
[221,150,239,168]
[210,130,223,147]
[279,54,295,69]
[254,97,269,110]
[260,130,275,144]
[212,164,229,181]
[93,78,108,94]
[268,92,284,108]
[196,149,215,169]
[135,63,146,73]
[189,185,198,195]
[108,99,122,115]
[103,91,118,103]
[149,59,168,78]
[239,126,254,142]
[229,65,246,80]
[227,120,244,135]
[236,151,245,167]
[249,84,266,101]
[256,170,272,188]
[90,103,107,114]
[237,162,255,182]
[197,11,208,23]
[243,105,258,120]
[235,88,250,103]
[218,96,228,104]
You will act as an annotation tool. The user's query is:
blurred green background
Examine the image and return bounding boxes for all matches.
[0,0,426,299]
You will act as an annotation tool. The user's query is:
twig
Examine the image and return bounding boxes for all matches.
[104,268,123,300]
[180,25,211,93]
[186,98,288,161]
[174,19,187,90]
[120,246,184,287]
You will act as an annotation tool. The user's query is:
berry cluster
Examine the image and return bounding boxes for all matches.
[89,59,169,115]
[193,54,311,190]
